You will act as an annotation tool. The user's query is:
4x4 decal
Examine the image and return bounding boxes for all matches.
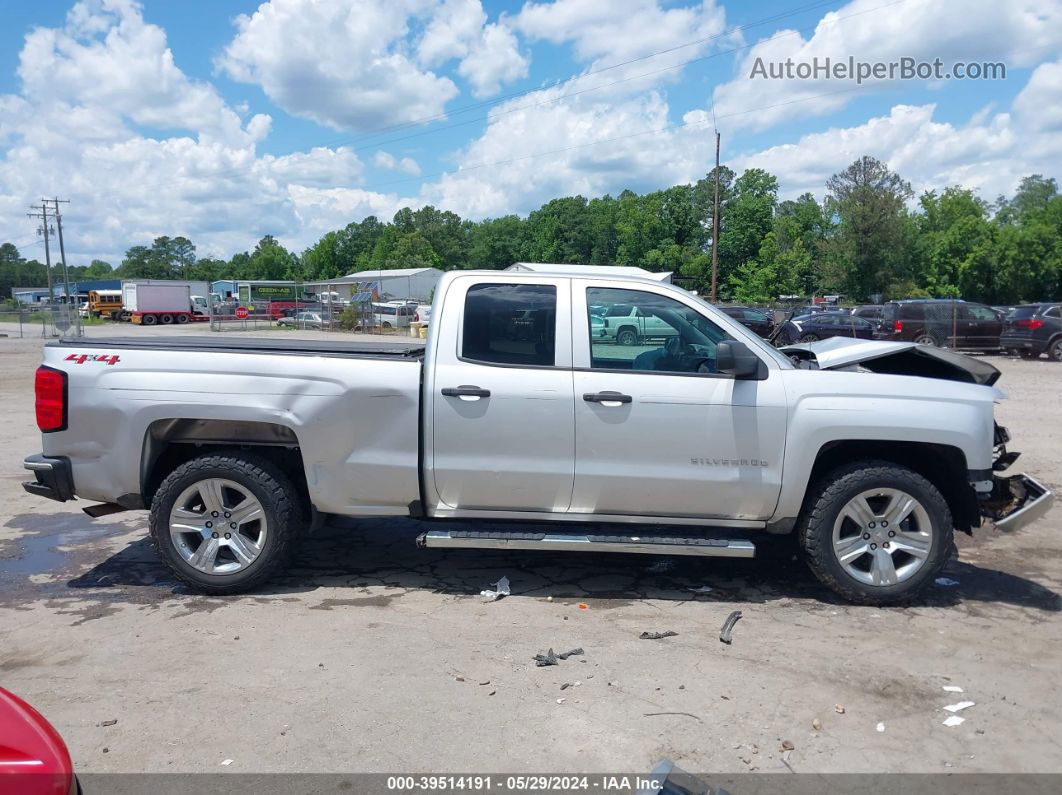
[65,353,121,365]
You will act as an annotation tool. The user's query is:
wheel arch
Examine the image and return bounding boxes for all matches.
[140,419,311,517]
[803,440,979,534]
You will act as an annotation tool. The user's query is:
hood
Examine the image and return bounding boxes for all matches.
[780,336,1001,386]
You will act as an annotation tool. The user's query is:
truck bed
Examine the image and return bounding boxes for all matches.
[52,336,425,359]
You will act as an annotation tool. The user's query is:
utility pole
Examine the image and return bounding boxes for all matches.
[49,198,78,335]
[710,130,720,303]
[27,203,54,299]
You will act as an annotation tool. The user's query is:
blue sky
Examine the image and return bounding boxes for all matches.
[1,0,1060,263]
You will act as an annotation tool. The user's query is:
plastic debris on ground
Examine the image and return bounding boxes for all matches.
[943,715,966,727]
[944,701,975,713]
[533,647,583,666]
[942,685,964,693]
[221,759,233,766]
[876,722,886,733]
[639,630,678,640]
[480,576,510,601]
[719,610,743,644]
[935,577,960,587]
[835,705,846,714]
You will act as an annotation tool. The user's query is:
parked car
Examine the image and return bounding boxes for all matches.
[22,271,1052,605]
[789,305,850,320]
[593,302,680,345]
[875,299,1003,350]
[718,305,775,338]
[0,688,77,795]
[776,312,876,344]
[371,301,416,329]
[993,305,1017,319]
[1000,303,1062,361]
[852,304,884,322]
[413,303,432,325]
[277,311,324,329]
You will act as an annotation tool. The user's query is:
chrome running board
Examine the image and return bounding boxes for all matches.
[417,529,755,558]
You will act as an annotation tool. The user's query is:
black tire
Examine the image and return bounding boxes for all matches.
[913,332,938,347]
[1049,338,1062,362]
[159,313,174,325]
[616,327,639,346]
[149,451,303,595]
[798,333,819,343]
[141,313,157,326]
[797,460,953,605]
[176,313,189,324]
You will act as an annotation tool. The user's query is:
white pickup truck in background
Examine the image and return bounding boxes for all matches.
[23,270,1051,604]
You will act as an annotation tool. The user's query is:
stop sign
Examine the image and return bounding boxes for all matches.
[235,306,249,319]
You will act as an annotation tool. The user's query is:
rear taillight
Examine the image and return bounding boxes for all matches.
[35,365,67,433]
[893,320,903,331]
[1017,319,1044,330]
[414,312,420,322]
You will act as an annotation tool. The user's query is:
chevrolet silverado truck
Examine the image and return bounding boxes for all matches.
[24,271,1052,604]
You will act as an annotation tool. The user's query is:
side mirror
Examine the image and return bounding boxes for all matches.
[716,340,762,379]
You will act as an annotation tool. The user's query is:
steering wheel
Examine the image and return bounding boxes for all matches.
[660,337,717,373]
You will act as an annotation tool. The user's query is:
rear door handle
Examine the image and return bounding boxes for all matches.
[442,385,491,399]
[583,391,632,405]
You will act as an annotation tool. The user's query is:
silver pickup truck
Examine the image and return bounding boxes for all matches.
[24,270,1052,604]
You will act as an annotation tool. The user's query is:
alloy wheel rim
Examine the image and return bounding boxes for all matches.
[831,487,933,587]
[169,478,267,575]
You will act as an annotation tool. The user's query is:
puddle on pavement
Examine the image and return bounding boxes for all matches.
[0,524,120,577]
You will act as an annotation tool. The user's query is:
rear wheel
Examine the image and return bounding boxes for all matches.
[176,313,189,324]
[1049,339,1062,362]
[141,313,157,326]
[616,327,639,346]
[798,333,819,343]
[150,452,303,594]
[159,313,174,325]
[913,332,938,346]
[798,461,952,605]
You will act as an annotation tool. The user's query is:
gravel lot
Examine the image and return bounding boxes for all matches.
[1,323,1059,776]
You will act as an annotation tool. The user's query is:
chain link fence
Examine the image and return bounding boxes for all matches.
[0,305,84,339]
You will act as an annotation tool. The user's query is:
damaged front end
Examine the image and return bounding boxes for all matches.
[780,337,1053,532]
[980,423,1054,532]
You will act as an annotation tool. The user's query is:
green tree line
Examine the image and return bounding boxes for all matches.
[3,156,1060,305]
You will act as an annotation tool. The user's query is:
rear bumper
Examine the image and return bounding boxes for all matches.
[999,334,1042,352]
[22,454,75,502]
[981,473,1053,532]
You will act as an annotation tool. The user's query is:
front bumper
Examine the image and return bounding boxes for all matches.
[22,454,75,502]
[981,473,1053,532]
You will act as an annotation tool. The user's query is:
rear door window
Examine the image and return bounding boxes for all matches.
[461,283,557,367]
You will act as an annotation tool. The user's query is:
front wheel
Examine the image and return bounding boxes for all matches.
[798,333,819,343]
[798,461,952,605]
[1049,339,1062,362]
[150,452,303,594]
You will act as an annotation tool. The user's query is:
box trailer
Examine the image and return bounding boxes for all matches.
[122,283,203,326]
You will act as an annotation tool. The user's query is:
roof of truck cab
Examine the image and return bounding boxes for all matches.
[505,263,672,281]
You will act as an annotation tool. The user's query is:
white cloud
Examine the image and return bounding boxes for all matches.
[515,0,728,68]
[418,0,528,98]
[217,0,457,132]
[0,0,396,262]
[712,0,1062,133]
[374,151,422,176]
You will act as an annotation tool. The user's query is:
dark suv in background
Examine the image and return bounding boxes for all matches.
[1001,303,1062,361]
[717,305,775,338]
[875,299,1003,350]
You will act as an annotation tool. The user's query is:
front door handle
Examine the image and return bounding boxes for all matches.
[442,385,491,400]
[583,391,632,405]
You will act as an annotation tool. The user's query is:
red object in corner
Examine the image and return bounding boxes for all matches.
[0,689,75,795]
